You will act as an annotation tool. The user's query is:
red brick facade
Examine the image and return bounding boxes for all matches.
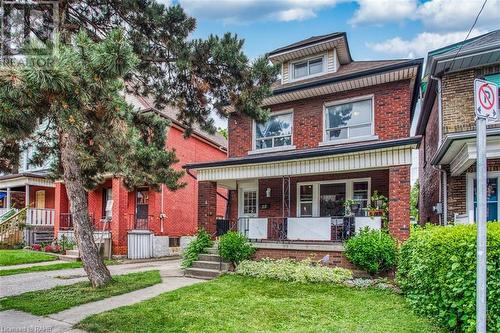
[253,248,354,269]
[54,125,227,255]
[388,166,411,240]
[229,80,412,157]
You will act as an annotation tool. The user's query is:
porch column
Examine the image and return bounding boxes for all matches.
[54,181,68,238]
[111,178,129,255]
[6,187,11,209]
[198,181,217,236]
[388,166,411,241]
[25,184,30,224]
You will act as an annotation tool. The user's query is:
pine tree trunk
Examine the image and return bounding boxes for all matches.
[60,131,112,288]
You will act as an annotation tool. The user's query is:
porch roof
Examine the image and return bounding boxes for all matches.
[185,137,419,184]
[0,173,54,189]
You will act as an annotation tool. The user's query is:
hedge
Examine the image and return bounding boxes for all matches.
[397,223,500,332]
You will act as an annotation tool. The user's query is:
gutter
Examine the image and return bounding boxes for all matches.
[431,128,500,165]
[272,58,424,96]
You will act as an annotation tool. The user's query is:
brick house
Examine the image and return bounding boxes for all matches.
[186,32,423,266]
[417,29,500,225]
[1,96,228,257]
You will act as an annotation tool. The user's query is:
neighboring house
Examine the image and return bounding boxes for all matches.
[417,29,500,225]
[0,143,56,243]
[186,32,423,267]
[0,96,228,258]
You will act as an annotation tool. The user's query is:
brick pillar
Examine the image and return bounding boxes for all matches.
[388,166,411,241]
[198,181,217,236]
[53,181,69,238]
[111,178,129,255]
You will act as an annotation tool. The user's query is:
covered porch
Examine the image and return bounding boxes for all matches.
[189,138,417,246]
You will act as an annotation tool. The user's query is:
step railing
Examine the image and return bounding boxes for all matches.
[0,207,27,247]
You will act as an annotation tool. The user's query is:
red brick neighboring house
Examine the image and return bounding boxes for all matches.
[7,93,227,258]
[186,32,423,267]
[416,29,500,225]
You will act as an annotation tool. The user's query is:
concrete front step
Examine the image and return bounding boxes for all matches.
[206,247,219,255]
[198,253,222,262]
[184,267,222,280]
[192,260,229,270]
[66,249,80,257]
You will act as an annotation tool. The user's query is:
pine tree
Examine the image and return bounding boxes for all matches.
[1,2,277,287]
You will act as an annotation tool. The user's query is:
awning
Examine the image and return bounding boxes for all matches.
[186,137,419,187]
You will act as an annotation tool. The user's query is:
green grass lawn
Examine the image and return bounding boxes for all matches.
[0,270,161,315]
[77,275,445,333]
[0,249,57,266]
[0,259,119,276]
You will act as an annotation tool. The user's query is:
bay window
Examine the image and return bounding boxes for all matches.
[297,179,370,217]
[324,97,374,142]
[255,112,293,150]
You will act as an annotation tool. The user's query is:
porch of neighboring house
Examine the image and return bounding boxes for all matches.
[0,174,56,245]
[54,177,201,259]
[190,143,414,268]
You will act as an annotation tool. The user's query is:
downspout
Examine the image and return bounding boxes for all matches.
[431,75,447,225]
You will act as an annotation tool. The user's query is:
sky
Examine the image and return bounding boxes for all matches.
[167,0,500,183]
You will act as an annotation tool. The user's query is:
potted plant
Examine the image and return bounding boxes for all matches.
[368,191,389,228]
[343,199,358,216]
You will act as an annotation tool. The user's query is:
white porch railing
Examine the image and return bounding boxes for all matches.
[236,216,382,242]
[27,208,55,226]
[0,208,12,218]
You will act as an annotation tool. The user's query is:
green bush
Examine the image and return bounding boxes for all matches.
[218,231,255,265]
[344,229,397,275]
[397,223,500,332]
[181,229,212,268]
[236,258,352,284]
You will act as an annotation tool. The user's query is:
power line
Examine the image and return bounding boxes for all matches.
[447,0,488,72]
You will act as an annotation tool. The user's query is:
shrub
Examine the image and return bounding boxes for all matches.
[344,229,397,275]
[181,229,212,268]
[218,231,255,265]
[44,245,53,252]
[236,258,352,284]
[397,223,500,332]
[32,244,41,251]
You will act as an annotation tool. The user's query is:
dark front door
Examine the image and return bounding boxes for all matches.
[135,188,149,229]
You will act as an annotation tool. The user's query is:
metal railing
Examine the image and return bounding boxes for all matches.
[58,213,101,231]
[128,214,154,230]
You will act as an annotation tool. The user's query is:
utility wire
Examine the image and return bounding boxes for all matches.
[447,0,488,72]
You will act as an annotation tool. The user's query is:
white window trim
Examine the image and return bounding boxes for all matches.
[288,53,327,82]
[251,109,295,154]
[322,94,376,145]
[238,181,259,217]
[296,178,371,217]
[466,171,500,222]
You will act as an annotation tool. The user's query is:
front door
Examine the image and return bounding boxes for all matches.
[135,188,149,229]
[239,188,258,218]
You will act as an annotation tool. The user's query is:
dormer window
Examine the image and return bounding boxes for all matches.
[292,56,325,80]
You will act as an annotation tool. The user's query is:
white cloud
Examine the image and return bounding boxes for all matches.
[349,0,417,26]
[367,29,487,58]
[416,0,500,31]
[178,0,342,24]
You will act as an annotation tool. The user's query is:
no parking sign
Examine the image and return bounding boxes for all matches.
[475,78,498,120]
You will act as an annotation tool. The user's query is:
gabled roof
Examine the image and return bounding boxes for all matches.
[268,32,352,65]
[127,95,228,150]
[417,29,500,136]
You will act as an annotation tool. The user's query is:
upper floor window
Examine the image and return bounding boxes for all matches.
[292,56,324,80]
[255,112,293,150]
[324,97,373,142]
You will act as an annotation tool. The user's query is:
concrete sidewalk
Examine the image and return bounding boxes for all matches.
[50,275,202,324]
[0,310,85,333]
[0,259,181,297]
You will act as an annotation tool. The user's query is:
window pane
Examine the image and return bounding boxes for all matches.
[320,183,346,217]
[353,182,369,215]
[473,178,498,221]
[255,113,292,149]
[243,191,257,215]
[300,203,313,217]
[293,61,308,78]
[327,128,347,140]
[309,58,323,75]
[300,185,313,201]
[349,124,372,137]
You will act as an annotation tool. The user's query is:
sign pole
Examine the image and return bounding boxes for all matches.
[476,115,487,333]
